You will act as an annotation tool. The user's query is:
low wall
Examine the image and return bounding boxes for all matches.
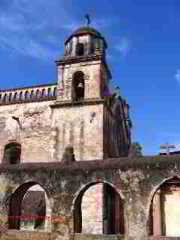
[0,230,51,240]
[74,234,124,240]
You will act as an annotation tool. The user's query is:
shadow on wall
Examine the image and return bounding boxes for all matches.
[8,182,50,231]
[148,176,180,237]
[73,182,125,235]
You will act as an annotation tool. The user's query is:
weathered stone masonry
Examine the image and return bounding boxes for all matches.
[0,156,180,240]
[1,25,179,240]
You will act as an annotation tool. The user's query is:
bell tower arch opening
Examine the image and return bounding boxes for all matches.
[72,71,85,102]
[53,21,131,160]
[56,25,110,102]
[76,43,84,56]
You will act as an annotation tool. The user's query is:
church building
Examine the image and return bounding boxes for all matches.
[0,25,131,164]
[0,23,180,240]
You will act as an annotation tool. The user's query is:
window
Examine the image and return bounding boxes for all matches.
[4,142,21,164]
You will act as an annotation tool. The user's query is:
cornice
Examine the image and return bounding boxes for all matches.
[50,98,104,108]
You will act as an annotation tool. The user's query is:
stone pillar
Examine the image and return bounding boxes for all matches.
[72,37,78,56]
[57,65,64,100]
[87,35,91,55]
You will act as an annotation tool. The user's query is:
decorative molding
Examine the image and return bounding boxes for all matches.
[50,99,104,108]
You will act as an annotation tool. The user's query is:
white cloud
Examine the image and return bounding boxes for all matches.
[0,35,57,60]
[115,37,131,56]
[175,69,180,83]
[0,1,119,61]
[0,0,72,60]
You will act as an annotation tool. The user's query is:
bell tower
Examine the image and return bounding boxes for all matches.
[55,23,111,102]
[52,21,131,161]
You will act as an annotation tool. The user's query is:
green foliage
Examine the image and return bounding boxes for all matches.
[130,142,143,157]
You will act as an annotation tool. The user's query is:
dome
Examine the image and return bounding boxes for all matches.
[65,26,107,48]
[73,27,102,38]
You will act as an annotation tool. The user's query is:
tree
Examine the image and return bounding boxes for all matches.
[129,142,143,157]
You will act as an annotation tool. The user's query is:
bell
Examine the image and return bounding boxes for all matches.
[77,82,83,88]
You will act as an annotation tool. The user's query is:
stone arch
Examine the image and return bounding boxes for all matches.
[19,91,23,100]
[48,88,52,97]
[3,93,7,103]
[13,92,18,101]
[36,89,41,99]
[148,176,180,237]
[8,181,51,231]
[8,93,12,102]
[73,181,125,235]
[24,91,30,100]
[72,71,85,102]
[3,142,21,164]
[42,89,46,97]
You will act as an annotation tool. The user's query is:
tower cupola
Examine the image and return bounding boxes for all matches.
[64,26,107,57]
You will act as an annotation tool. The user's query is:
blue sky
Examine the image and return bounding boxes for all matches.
[0,0,180,155]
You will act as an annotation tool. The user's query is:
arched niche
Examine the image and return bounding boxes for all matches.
[3,142,21,164]
[8,182,51,232]
[73,182,124,235]
[72,71,85,102]
[148,176,180,237]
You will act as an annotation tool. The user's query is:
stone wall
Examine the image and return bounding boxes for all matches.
[0,101,54,163]
[57,60,102,101]
[0,156,179,239]
[0,100,105,163]
[52,103,104,161]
